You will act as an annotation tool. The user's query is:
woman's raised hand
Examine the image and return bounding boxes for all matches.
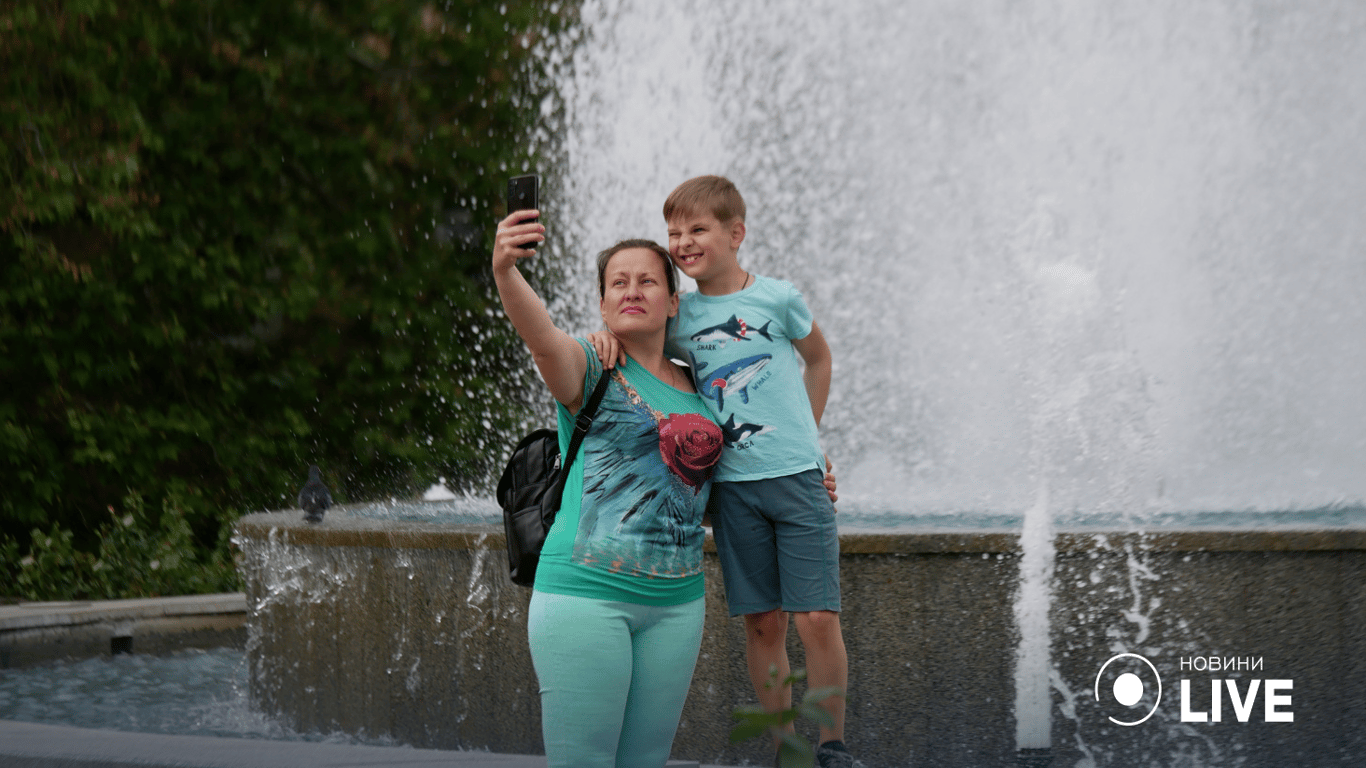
[490,209,586,409]
[492,210,545,270]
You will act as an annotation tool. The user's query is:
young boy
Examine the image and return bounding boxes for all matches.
[599,175,853,767]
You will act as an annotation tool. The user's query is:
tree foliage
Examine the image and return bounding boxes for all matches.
[1,0,561,597]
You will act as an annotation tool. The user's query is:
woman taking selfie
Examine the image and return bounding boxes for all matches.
[492,208,723,768]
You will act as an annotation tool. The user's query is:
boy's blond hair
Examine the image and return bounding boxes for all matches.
[662,175,746,225]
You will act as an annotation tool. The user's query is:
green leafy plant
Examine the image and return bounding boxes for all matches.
[9,491,238,601]
[1,1,563,598]
[730,667,845,768]
[11,525,94,601]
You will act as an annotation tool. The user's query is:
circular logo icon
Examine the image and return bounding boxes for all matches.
[1094,653,1162,726]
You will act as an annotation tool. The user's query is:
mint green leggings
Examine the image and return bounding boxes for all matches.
[527,590,705,768]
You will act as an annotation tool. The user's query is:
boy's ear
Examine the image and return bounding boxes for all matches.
[729,218,746,249]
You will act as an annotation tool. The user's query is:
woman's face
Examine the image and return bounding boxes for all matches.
[599,247,679,337]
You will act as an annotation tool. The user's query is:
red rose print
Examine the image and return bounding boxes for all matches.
[658,412,722,492]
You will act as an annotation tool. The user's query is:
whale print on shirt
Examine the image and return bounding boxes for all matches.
[720,414,773,446]
[692,353,772,412]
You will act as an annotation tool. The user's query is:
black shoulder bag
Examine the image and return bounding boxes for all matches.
[496,373,611,587]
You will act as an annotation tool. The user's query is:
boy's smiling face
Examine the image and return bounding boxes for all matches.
[667,211,745,287]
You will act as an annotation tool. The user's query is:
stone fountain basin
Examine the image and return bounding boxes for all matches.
[0,594,246,669]
[235,508,1365,768]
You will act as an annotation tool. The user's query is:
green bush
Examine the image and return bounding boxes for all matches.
[1,0,563,598]
[4,490,237,600]
[730,668,845,768]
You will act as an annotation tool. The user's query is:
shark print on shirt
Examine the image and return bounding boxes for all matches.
[689,315,773,346]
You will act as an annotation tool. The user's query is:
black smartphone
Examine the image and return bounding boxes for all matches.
[506,174,539,249]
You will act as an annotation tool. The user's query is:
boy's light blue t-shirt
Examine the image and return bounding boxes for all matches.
[666,275,825,482]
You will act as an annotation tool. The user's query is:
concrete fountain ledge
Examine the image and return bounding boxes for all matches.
[235,508,1366,768]
[234,508,1366,553]
[0,593,247,668]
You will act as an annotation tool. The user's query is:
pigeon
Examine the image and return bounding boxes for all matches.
[297,464,333,523]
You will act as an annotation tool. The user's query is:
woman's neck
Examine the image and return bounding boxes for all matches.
[616,330,670,374]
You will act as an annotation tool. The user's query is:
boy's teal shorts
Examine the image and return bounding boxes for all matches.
[708,468,841,616]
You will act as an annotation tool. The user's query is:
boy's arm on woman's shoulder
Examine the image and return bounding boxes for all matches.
[584,330,627,370]
[792,320,832,427]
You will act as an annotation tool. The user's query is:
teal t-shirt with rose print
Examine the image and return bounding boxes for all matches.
[533,339,723,606]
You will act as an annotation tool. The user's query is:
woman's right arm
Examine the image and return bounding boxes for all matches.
[492,211,588,411]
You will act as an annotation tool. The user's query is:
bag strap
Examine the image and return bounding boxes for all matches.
[563,370,611,472]
[542,371,611,533]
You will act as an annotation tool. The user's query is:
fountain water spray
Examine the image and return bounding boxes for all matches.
[533,0,1366,510]
[530,2,1366,763]
[222,2,1366,765]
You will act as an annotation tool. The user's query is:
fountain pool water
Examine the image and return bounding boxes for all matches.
[0,648,287,740]
[238,1,1366,766]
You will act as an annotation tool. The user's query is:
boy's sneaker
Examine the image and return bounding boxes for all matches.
[815,740,856,768]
